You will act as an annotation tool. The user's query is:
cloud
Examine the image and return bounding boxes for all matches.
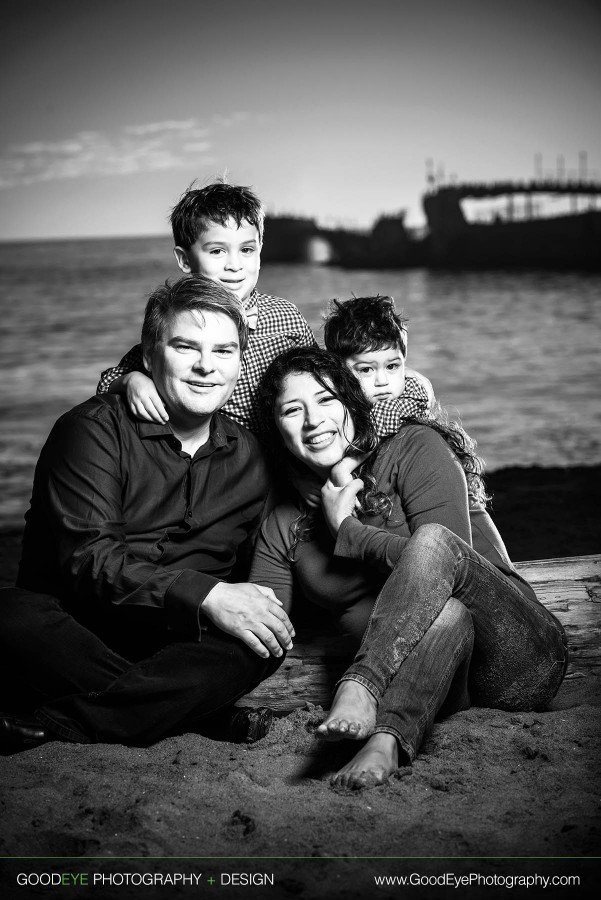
[0,120,217,188]
[0,113,267,188]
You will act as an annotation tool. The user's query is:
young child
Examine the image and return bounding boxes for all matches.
[323,294,492,511]
[97,181,315,433]
[323,294,434,434]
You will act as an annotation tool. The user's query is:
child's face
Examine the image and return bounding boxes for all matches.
[345,344,406,404]
[174,218,261,304]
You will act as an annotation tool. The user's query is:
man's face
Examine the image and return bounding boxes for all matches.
[144,309,241,429]
[345,344,406,404]
[174,218,261,304]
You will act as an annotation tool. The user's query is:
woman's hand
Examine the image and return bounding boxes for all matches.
[124,372,169,424]
[330,452,371,488]
[321,477,364,537]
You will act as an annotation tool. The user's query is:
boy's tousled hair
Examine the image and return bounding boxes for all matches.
[141,274,248,356]
[170,180,265,249]
[323,295,408,359]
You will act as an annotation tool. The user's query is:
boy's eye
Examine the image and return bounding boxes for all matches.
[241,246,255,255]
[356,367,372,375]
[387,363,401,371]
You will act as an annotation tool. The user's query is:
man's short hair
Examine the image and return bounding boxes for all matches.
[170,181,265,249]
[141,274,249,356]
[323,295,408,359]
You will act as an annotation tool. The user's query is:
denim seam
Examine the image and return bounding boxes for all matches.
[336,673,382,703]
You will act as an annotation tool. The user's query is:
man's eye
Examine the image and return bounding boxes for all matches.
[175,345,193,352]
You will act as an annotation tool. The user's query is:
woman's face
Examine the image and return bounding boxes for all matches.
[274,372,356,475]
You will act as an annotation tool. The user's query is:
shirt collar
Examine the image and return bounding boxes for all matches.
[137,412,238,450]
[241,288,258,312]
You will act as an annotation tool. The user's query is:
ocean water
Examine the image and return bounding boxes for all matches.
[1,236,600,529]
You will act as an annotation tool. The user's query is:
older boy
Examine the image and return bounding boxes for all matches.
[97,182,315,433]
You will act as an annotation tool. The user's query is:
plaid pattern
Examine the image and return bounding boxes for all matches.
[370,376,432,438]
[96,289,316,433]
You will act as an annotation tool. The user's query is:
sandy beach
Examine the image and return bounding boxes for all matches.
[1,465,600,898]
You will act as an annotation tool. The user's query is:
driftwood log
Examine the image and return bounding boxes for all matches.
[240,554,601,713]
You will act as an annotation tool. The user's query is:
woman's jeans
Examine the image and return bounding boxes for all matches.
[340,524,568,761]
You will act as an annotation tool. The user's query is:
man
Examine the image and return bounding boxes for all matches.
[0,275,293,751]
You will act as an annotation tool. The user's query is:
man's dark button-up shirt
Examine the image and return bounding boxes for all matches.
[17,394,271,632]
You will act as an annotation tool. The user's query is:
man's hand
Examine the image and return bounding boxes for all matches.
[321,477,364,537]
[123,372,169,424]
[202,582,295,659]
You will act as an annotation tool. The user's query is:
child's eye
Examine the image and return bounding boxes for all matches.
[241,247,256,254]
[388,363,401,371]
[357,367,372,375]
[209,248,225,255]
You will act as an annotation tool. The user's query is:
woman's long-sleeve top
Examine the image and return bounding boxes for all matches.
[249,424,535,614]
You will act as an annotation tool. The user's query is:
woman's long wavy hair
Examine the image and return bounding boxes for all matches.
[257,346,488,557]
[257,347,391,556]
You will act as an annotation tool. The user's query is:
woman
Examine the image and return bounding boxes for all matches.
[250,347,567,789]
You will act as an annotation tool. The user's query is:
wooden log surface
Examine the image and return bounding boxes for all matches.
[240,554,601,712]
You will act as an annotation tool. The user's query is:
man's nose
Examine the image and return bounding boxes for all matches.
[192,353,215,373]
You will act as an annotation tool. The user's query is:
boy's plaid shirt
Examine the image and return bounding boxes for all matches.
[97,288,431,435]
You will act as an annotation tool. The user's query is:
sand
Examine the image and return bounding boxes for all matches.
[1,465,600,898]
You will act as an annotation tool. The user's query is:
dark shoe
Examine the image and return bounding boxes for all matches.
[229,706,274,744]
[0,713,49,753]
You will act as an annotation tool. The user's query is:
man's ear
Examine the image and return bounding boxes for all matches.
[173,246,192,274]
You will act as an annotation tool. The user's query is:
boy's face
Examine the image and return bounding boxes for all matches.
[345,344,406,404]
[174,218,261,304]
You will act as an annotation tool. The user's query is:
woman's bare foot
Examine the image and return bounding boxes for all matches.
[316,680,377,741]
[331,733,400,790]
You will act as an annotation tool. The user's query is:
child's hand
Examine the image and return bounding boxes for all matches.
[124,372,168,423]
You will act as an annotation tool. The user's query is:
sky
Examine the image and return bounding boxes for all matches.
[1,0,600,240]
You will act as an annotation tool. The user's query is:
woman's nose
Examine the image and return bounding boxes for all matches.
[304,403,324,427]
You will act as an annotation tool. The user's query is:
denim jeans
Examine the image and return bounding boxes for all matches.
[0,587,281,745]
[340,523,568,761]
